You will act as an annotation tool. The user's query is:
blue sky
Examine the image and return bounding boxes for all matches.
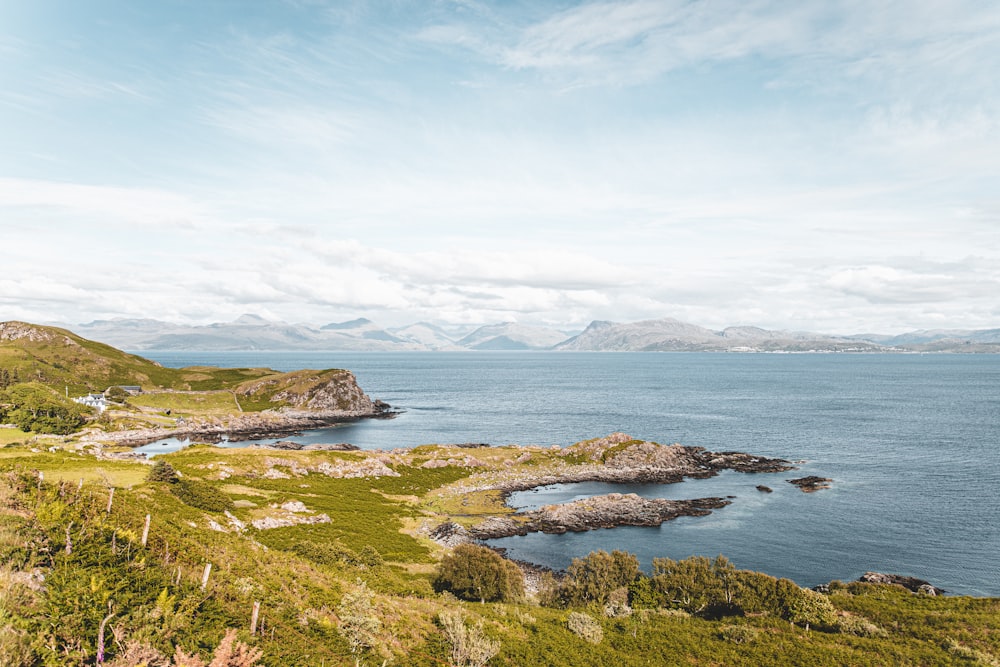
[2,0,998,333]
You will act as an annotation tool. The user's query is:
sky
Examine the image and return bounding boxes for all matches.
[1,0,998,334]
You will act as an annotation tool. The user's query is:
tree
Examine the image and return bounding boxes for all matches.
[559,550,640,607]
[337,580,381,654]
[147,461,179,484]
[0,382,87,434]
[105,386,129,403]
[433,544,524,603]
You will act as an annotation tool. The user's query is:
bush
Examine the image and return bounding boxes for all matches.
[836,614,887,638]
[171,479,233,513]
[433,544,524,603]
[147,461,179,483]
[566,612,603,644]
[718,624,760,645]
[560,550,640,607]
[439,611,500,667]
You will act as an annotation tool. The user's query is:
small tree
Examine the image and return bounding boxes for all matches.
[337,580,381,654]
[560,550,640,606]
[148,461,179,483]
[105,386,129,403]
[433,544,524,603]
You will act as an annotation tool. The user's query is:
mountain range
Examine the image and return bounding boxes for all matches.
[59,315,1000,353]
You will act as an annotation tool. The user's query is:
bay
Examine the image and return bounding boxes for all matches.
[137,350,1000,596]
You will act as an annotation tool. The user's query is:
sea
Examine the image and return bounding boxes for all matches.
[135,351,1000,596]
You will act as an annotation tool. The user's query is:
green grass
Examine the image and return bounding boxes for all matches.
[128,390,241,416]
[0,428,28,446]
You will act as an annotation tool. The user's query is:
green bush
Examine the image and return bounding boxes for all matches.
[147,461,179,483]
[171,479,233,513]
[433,544,524,603]
[559,550,640,607]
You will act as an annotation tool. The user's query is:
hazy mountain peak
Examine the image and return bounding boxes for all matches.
[321,318,375,330]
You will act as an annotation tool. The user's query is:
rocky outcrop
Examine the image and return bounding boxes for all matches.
[251,500,332,530]
[858,572,945,595]
[788,476,832,492]
[468,493,731,539]
[444,433,795,496]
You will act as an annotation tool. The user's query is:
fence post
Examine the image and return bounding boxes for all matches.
[251,601,261,635]
[141,514,151,547]
[201,563,212,590]
[106,487,115,513]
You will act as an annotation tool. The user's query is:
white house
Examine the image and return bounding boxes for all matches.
[73,393,107,413]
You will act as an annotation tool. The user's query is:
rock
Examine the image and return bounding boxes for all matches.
[470,493,731,539]
[858,572,945,595]
[271,440,303,450]
[788,476,832,492]
[756,485,773,493]
[303,443,360,451]
[429,521,473,547]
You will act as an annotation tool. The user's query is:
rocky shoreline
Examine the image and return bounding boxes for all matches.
[467,493,732,539]
[81,404,396,448]
[424,433,799,544]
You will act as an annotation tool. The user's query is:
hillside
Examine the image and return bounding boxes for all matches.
[1,438,998,666]
[0,322,386,437]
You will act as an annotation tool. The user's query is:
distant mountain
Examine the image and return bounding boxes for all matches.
[73,316,421,351]
[457,322,570,350]
[63,316,1000,353]
[388,322,461,350]
[556,318,887,352]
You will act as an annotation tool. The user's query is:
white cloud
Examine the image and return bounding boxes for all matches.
[0,178,207,227]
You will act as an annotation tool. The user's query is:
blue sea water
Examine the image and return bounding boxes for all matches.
[137,351,1000,596]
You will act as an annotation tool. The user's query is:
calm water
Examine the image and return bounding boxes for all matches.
[137,351,1000,595]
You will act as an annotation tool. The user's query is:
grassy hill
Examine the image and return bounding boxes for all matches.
[0,321,277,395]
[0,322,378,436]
[1,443,998,666]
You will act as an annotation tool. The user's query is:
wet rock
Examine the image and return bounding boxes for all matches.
[788,476,832,492]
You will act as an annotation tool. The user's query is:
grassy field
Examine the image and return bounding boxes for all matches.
[127,390,242,416]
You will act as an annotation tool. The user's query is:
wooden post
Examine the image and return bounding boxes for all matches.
[175,567,182,587]
[106,487,115,513]
[141,514,151,547]
[201,563,212,590]
[250,601,261,635]
[65,521,73,555]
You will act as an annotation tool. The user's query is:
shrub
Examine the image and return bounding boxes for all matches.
[566,612,603,644]
[560,550,640,607]
[439,611,500,667]
[835,614,888,638]
[337,580,382,654]
[433,544,524,603]
[148,461,179,483]
[171,479,233,513]
[718,624,760,645]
